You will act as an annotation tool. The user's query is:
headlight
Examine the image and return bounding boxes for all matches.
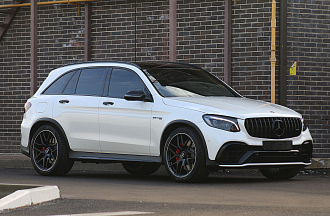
[302,118,308,131]
[203,115,240,132]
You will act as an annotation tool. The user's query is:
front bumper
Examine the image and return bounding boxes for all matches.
[215,140,313,168]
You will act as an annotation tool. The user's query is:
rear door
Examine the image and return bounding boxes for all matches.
[52,67,108,152]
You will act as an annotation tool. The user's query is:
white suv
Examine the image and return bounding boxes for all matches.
[21,61,313,182]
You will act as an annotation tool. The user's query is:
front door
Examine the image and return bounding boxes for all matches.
[99,67,153,155]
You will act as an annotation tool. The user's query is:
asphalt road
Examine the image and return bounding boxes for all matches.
[1,167,330,216]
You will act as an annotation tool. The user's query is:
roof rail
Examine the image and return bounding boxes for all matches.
[58,61,141,69]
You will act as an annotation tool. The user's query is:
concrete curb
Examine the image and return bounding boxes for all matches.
[309,158,330,169]
[0,185,60,211]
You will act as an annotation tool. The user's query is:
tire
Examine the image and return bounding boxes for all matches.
[259,168,301,180]
[122,162,161,175]
[30,124,74,176]
[163,127,209,183]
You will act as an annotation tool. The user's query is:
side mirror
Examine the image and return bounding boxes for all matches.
[124,90,146,101]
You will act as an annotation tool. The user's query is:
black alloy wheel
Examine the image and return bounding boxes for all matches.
[32,129,58,172]
[31,125,74,176]
[164,127,209,182]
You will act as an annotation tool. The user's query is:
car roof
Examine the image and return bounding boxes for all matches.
[59,61,141,69]
[58,61,203,71]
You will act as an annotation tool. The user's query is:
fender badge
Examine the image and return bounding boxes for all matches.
[270,111,275,113]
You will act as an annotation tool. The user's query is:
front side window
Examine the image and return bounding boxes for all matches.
[75,68,107,96]
[108,68,147,99]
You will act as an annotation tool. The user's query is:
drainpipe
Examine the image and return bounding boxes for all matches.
[169,0,177,62]
[0,0,97,9]
[279,0,287,106]
[84,2,91,61]
[270,0,277,103]
[31,0,37,96]
[224,0,232,85]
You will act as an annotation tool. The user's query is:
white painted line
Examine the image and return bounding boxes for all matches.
[0,186,60,211]
[50,211,154,216]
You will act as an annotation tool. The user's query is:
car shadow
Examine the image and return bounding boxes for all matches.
[53,169,301,185]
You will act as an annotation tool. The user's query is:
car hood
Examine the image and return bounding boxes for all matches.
[162,96,301,119]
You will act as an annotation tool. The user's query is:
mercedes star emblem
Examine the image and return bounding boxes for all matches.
[272,119,285,137]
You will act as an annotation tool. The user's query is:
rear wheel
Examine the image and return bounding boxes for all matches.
[259,168,300,180]
[30,125,74,176]
[122,162,161,175]
[163,127,209,183]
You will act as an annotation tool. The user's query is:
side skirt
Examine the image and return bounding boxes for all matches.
[69,151,162,163]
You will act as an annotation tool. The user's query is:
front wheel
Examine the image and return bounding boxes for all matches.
[163,127,209,183]
[122,162,161,175]
[30,124,74,176]
[259,168,301,180]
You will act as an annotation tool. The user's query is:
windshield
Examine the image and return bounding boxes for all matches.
[141,65,239,97]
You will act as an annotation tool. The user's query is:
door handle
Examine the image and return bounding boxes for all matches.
[103,101,114,106]
[59,99,69,104]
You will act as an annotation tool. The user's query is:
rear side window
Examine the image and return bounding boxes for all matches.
[62,70,80,95]
[75,68,107,96]
[43,71,75,95]
[108,68,146,99]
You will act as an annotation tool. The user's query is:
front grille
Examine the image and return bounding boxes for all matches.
[244,117,302,139]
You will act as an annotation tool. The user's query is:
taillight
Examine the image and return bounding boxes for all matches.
[24,102,32,113]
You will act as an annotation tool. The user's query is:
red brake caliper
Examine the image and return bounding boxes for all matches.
[176,149,180,161]
[42,147,45,156]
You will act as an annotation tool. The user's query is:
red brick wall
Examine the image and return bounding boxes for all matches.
[0,0,329,158]
[287,0,330,158]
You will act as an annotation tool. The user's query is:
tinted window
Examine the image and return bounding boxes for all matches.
[62,70,79,95]
[142,66,238,97]
[108,68,146,98]
[43,71,75,95]
[75,68,107,96]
